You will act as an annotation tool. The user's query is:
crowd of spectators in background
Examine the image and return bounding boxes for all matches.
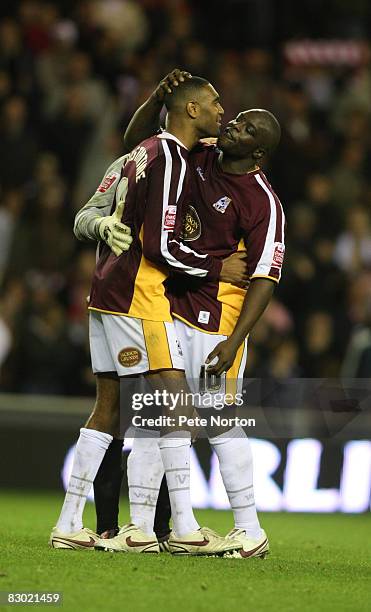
[0,0,371,395]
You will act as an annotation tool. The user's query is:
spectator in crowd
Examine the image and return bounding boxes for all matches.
[333,206,371,274]
[0,96,39,188]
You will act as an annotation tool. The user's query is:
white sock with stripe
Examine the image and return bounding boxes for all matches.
[209,426,262,540]
[56,428,112,534]
[127,428,163,536]
[159,431,200,537]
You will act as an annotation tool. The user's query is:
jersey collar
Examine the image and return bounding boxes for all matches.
[158,131,189,151]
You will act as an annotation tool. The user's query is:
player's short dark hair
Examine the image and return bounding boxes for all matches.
[262,111,281,153]
[164,76,211,111]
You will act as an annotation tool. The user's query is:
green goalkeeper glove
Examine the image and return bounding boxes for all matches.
[96,178,132,256]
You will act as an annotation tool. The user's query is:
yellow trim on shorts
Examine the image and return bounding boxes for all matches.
[142,320,173,371]
[225,341,246,400]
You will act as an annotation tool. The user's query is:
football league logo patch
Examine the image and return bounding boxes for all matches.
[213,196,231,214]
[98,172,120,193]
[272,242,285,268]
[163,205,177,231]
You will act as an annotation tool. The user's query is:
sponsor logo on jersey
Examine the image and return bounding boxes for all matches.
[180,205,201,241]
[213,196,231,214]
[272,242,285,268]
[196,166,206,181]
[98,171,120,192]
[123,146,148,182]
[163,205,177,231]
[198,310,210,324]
[118,347,142,367]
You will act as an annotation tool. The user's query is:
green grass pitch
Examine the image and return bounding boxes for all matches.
[0,492,370,612]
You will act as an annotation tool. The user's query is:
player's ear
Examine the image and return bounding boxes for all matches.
[253,147,265,161]
[186,101,199,118]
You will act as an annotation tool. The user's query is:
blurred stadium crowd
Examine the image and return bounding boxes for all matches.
[0,0,371,395]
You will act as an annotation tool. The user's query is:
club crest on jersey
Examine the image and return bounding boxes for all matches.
[180,205,201,241]
[163,205,177,231]
[98,171,120,192]
[272,242,285,268]
[213,196,231,214]
[123,146,148,182]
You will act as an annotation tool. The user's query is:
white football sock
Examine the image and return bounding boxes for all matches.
[209,426,262,540]
[56,428,112,533]
[127,428,163,536]
[159,431,200,537]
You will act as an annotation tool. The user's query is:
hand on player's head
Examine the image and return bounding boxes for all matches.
[153,69,192,103]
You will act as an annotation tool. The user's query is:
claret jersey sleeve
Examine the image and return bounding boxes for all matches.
[240,171,285,283]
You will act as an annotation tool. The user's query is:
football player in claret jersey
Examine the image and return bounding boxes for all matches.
[85,70,285,558]
[50,74,247,556]
[167,107,284,558]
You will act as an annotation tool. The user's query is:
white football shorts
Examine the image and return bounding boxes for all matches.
[89,311,184,376]
[173,318,248,408]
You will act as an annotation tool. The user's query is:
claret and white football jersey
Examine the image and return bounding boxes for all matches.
[167,143,286,335]
[88,134,222,322]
